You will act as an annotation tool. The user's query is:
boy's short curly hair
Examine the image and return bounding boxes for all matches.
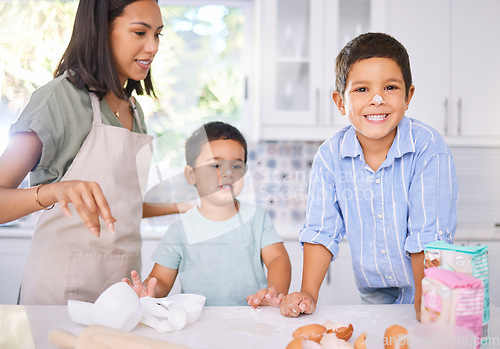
[185,121,248,167]
[335,32,412,98]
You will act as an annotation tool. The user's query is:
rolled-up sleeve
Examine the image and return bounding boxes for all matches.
[300,148,346,260]
[405,152,458,254]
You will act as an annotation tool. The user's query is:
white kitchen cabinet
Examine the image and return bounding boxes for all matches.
[384,0,500,141]
[0,233,177,305]
[0,236,31,304]
[284,240,361,305]
[257,0,380,141]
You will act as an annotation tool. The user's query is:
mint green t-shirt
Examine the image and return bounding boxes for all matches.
[9,72,147,186]
[152,202,283,306]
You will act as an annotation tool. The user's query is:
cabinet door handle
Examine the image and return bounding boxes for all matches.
[316,88,320,125]
[244,76,249,100]
[457,98,462,136]
[330,88,335,126]
[443,98,448,136]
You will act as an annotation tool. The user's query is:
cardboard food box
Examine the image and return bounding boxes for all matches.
[424,241,489,337]
[421,267,484,348]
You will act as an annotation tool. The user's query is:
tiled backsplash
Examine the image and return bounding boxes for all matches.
[246,141,320,223]
[247,141,500,225]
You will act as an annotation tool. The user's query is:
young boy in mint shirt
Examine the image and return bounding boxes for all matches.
[124,122,291,306]
[281,32,458,320]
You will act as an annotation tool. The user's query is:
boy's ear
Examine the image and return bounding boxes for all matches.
[405,85,416,110]
[184,165,196,186]
[332,90,346,115]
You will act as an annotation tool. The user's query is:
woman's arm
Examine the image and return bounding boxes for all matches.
[0,132,44,222]
[142,201,194,218]
[0,132,115,236]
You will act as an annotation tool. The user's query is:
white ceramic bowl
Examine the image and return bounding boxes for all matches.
[67,300,93,325]
[162,293,206,324]
[92,282,142,332]
[172,300,203,324]
[167,293,206,306]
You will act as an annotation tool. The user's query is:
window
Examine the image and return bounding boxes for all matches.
[0,0,253,167]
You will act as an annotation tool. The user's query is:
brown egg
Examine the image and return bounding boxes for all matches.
[286,337,323,349]
[320,333,355,348]
[384,324,409,349]
[353,332,367,349]
[323,321,354,341]
[286,337,304,349]
[292,324,327,343]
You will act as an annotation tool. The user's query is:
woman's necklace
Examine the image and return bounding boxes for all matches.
[107,96,127,118]
[114,104,121,118]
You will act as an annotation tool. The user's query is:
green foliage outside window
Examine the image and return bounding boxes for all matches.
[0,1,247,168]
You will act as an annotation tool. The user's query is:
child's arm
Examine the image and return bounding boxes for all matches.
[280,243,332,317]
[146,263,178,298]
[247,242,291,308]
[123,264,178,298]
[411,251,425,321]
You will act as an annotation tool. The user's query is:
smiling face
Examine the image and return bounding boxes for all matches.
[109,0,163,86]
[185,139,246,209]
[333,57,415,147]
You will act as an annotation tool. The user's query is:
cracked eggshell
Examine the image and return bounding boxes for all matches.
[292,324,327,343]
[323,321,354,341]
[320,333,354,348]
[353,332,367,349]
[384,324,408,349]
[286,338,322,349]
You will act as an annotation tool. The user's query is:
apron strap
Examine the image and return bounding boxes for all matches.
[129,97,146,134]
[89,92,102,124]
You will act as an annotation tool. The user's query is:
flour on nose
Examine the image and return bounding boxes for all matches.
[372,94,384,104]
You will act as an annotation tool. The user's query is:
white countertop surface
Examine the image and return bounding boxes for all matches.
[2,304,499,349]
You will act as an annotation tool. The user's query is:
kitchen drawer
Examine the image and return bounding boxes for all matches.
[0,237,32,304]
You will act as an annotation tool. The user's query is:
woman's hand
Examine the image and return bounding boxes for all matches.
[122,270,157,298]
[280,291,316,318]
[48,180,116,237]
[247,286,284,308]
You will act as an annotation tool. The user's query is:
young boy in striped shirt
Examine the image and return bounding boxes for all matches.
[280,32,458,320]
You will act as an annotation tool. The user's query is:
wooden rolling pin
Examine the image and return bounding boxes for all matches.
[49,325,191,349]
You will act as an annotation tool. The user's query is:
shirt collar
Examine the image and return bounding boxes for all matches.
[340,116,415,160]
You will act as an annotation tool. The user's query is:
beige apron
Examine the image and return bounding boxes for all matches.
[20,93,152,305]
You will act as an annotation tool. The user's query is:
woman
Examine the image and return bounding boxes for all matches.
[0,0,180,304]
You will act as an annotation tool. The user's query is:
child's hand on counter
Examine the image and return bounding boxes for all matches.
[247,286,284,308]
[280,291,316,317]
[122,270,157,298]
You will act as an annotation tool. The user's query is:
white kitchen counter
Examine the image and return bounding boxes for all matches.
[2,221,500,306]
[1,304,499,349]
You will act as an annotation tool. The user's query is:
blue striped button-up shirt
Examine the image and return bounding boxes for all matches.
[300,116,458,303]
